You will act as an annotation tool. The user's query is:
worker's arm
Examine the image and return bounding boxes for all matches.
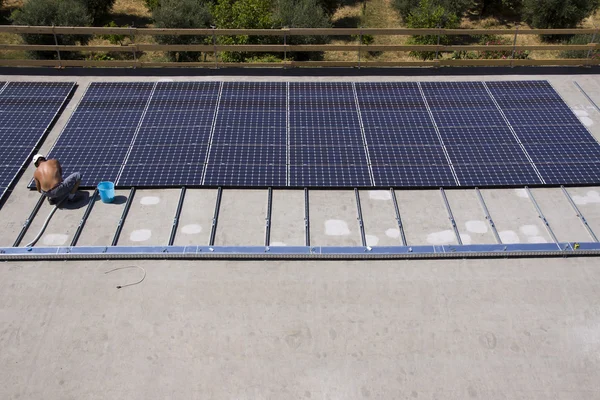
[56,160,63,177]
[34,178,41,193]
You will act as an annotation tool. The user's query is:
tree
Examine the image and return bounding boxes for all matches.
[522,0,599,33]
[76,0,116,23]
[152,0,212,62]
[560,34,599,59]
[212,0,275,62]
[273,0,331,60]
[405,0,460,60]
[392,0,472,20]
[11,0,91,59]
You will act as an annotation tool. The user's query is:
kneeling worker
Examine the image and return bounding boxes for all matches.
[32,154,82,205]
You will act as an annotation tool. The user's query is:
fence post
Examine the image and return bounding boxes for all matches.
[358,28,362,69]
[130,26,137,68]
[510,25,519,67]
[212,25,218,69]
[586,28,598,66]
[283,27,287,66]
[52,25,61,68]
[435,25,441,61]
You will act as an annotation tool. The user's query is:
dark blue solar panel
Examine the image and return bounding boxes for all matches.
[290,146,367,165]
[0,146,36,166]
[364,127,440,146]
[78,97,148,112]
[148,97,218,112]
[219,96,285,110]
[222,82,286,97]
[453,164,542,186]
[153,81,220,97]
[513,125,596,144]
[212,127,285,145]
[290,165,371,187]
[289,82,353,98]
[55,127,136,147]
[0,82,74,97]
[432,110,506,127]
[141,110,214,128]
[207,145,286,165]
[503,109,581,126]
[355,82,421,98]
[426,96,496,111]
[439,127,516,145]
[84,82,154,98]
[421,81,488,96]
[68,111,142,129]
[446,144,531,165]
[0,129,48,147]
[524,142,600,164]
[219,110,284,127]
[289,128,364,147]
[0,97,66,112]
[118,164,205,186]
[290,111,358,127]
[0,112,54,129]
[361,111,433,128]
[372,165,456,187]
[49,146,128,166]
[62,164,121,187]
[135,126,212,146]
[203,164,286,186]
[368,145,448,166]
[290,97,356,110]
[126,144,208,166]
[535,163,600,185]
[357,96,426,111]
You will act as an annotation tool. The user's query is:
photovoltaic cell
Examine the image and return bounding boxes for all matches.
[118,164,205,186]
[211,126,286,145]
[372,165,456,187]
[49,146,129,166]
[534,163,600,185]
[368,145,448,166]
[364,127,440,146]
[513,125,596,144]
[438,127,516,145]
[446,144,531,165]
[203,164,286,186]
[524,142,600,164]
[361,111,433,128]
[135,126,212,146]
[126,144,209,166]
[290,146,367,165]
[207,145,286,165]
[290,165,372,187]
[453,164,543,186]
[289,127,364,147]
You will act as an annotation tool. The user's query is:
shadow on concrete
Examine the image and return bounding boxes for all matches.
[59,191,90,210]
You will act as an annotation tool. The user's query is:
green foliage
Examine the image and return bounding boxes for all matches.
[145,0,161,12]
[522,0,599,40]
[100,21,130,45]
[212,0,275,62]
[273,0,331,60]
[11,0,91,59]
[560,34,599,59]
[317,0,340,16]
[452,34,529,60]
[392,0,472,20]
[152,0,212,62]
[479,0,522,15]
[405,0,460,60]
[76,0,116,23]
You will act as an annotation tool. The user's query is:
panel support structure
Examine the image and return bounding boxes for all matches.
[13,195,45,247]
[209,187,223,246]
[561,186,599,242]
[112,187,135,246]
[440,188,462,245]
[354,188,367,247]
[304,188,310,247]
[265,187,273,246]
[574,81,600,114]
[168,187,186,246]
[390,188,407,246]
[70,189,98,247]
[525,186,560,247]
[475,188,502,244]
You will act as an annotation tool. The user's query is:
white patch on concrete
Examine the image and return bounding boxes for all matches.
[130,229,152,242]
[520,224,540,236]
[140,196,160,205]
[426,230,456,245]
[572,190,600,205]
[465,220,488,234]
[459,233,472,245]
[365,234,379,246]
[580,116,594,127]
[270,241,286,246]
[324,220,350,236]
[514,188,529,198]
[574,109,589,117]
[181,224,202,234]
[385,228,400,238]
[499,230,520,244]
[527,236,547,243]
[42,233,69,246]
[368,190,391,201]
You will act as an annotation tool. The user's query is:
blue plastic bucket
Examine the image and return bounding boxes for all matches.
[97,181,115,203]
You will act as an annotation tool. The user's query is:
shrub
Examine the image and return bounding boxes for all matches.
[560,34,599,59]
[212,0,275,62]
[522,0,600,40]
[144,0,160,12]
[393,0,472,20]
[100,21,130,45]
[76,0,116,23]
[452,34,529,60]
[152,0,212,62]
[273,0,331,61]
[405,0,460,60]
[11,0,91,59]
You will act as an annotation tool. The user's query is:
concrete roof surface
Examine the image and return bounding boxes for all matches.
[0,72,599,399]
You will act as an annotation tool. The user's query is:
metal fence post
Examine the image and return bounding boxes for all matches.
[358,28,362,69]
[130,26,138,68]
[212,25,218,69]
[435,25,441,61]
[586,28,598,66]
[510,25,519,67]
[52,25,62,68]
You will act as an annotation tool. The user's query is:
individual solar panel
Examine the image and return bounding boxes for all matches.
[134,126,212,146]
[421,81,489,96]
[54,127,137,147]
[290,111,359,127]
[220,96,285,110]
[524,142,600,164]
[218,110,285,127]
[364,127,440,146]
[124,144,209,166]
[355,82,421,98]
[357,96,426,111]
[513,125,596,144]
[84,82,154,98]
[368,145,448,166]
[290,146,367,165]
[203,164,286,186]
[361,111,433,128]
[503,109,581,126]
[289,127,364,147]
[438,127,516,145]
[290,165,372,187]
[141,110,214,128]
[207,145,286,165]
[289,97,356,110]
[212,126,286,145]
[0,81,75,203]
[534,163,600,185]
[426,95,497,111]
[446,144,531,165]
[48,146,129,166]
[453,164,543,186]
[68,111,142,129]
[289,82,354,98]
[372,165,456,187]
[118,164,205,186]
[431,110,507,127]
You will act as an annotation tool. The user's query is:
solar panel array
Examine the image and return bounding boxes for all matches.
[0,81,75,201]
[42,80,600,188]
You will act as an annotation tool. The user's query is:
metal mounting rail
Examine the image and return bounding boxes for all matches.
[475,188,502,244]
[354,188,367,246]
[304,188,310,247]
[112,187,136,246]
[168,187,186,246]
[440,188,462,245]
[13,194,45,247]
[1,242,599,260]
[265,187,273,246]
[561,185,599,242]
[70,189,98,247]
[525,186,561,248]
[390,188,407,246]
[209,187,222,246]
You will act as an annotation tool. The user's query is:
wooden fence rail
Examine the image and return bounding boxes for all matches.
[1,26,599,68]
